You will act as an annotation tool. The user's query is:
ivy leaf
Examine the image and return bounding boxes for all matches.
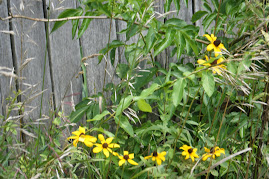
[137,99,152,113]
[154,28,175,57]
[191,11,208,23]
[172,78,186,107]
[202,71,215,97]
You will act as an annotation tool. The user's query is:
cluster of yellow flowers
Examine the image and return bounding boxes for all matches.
[68,127,225,166]
[197,34,227,75]
[180,145,225,162]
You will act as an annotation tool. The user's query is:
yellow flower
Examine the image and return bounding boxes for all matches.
[118,151,138,166]
[180,145,199,162]
[204,34,226,57]
[144,151,166,165]
[93,134,120,158]
[202,146,225,161]
[67,126,97,147]
[197,55,226,75]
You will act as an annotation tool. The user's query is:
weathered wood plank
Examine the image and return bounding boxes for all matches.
[80,18,118,97]
[47,0,82,116]
[0,0,13,117]
[9,0,52,119]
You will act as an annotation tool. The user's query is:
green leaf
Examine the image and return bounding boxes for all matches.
[173,0,180,14]
[110,48,116,66]
[137,99,152,113]
[70,106,90,123]
[203,12,217,31]
[133,83,160,101]
[133,67,158,89]
[180,31,198,56]
[154,28,175,57]
[78,12,92,38]
[114,116,134,137]
[172,78,186,107]
[87,110,110,122]
[72,19,80,39]
[202,71,215,97]
[51,8,83,33]
[165,18,187,28]
[99,40,125,62]
[184,0,189,8]
[191,11,208,23]
[116,64,129,79]
[164,0,172,12]
[175,31,186,59]
[212,0,219,10]
[203,2,212,12]
[145,26,156,53]
[116,95,133,116]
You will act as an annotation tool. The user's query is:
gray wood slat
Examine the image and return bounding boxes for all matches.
[47,0,82,116]
[0,0,13,117]
[9,0,52,120]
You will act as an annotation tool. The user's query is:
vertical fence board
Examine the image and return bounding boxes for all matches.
[10,0,52,120]
[0,0,13,117]
[80,19,118,97]
[48,0,82,116]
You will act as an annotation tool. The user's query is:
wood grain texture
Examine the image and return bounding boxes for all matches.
[0,0,13,117]
[80,18,118,96]
[47,0,82,116]
[9,0,52,119]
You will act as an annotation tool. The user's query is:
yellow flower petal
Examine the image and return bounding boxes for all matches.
[73,139,78,147]
[72,131,81,136]
[123,151,129,156]
[79,126,85,134]
[204,147,210,153]
[156,158,162,165]
[93,146,103,153]
[119,159,126,166]
[84,140,93,147]
[207,44,215,51]
[203,34,214,43]
[106,137,114,144]
[144,155,152,159]
[129,153,134,159]
[103,148,110,158]
[98,134,105,143]
[152,157,156,161]
[108,143,120,148]
[197,59,206,65]
[190,155,195,162]
[128,159,138,166]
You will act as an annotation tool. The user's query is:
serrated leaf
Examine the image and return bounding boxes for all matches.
[70,106,90,123]
[172,78,186,107]
[191,11,208,23]
[202,71,215,97]
[165,18,187,28]
[154,28,175,57]
[114,116,134,137]
[51,8,82,33]
[133,83,160,101]
[212,0,219,10]
[203,2,212,12]
[78,12,92,38]
[137,99,152,113]
[87,110,110,122]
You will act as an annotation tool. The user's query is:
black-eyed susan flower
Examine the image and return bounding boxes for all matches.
[204,34,226,57]
[202,146,225,161]
[118,151,138,166]
[93,134,120,158]
[197,55,226,75]
[67,126,97,147]
[144,151,166,165]
[180,145,199,162]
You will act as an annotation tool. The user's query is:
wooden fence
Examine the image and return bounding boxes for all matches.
[0,0,208,120]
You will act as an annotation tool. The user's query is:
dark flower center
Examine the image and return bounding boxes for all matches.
[124,155,129,160]
[153,151,158,157]
[102,143,108,148]
[210,147,215,154]
[213,40,221,47]
[79,133,85,137]
[211,60,218,65]
[188,148,193,154]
